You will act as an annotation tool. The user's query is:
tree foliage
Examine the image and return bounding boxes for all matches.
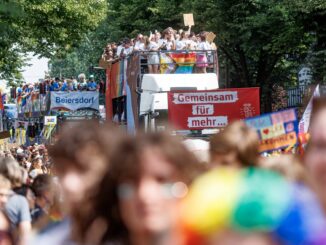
[0,0,107,79]
[48,0,326,112]
[49,0,189,78]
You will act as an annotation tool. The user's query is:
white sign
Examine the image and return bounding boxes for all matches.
[173,92,238,104]
[298,67,312,87]
[50,92,99,111]
[183,13,194,27]
[192,105,214,115]
[44,116,57,125]
[187,116,228,128]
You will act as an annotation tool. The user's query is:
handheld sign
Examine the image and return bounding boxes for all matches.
[183,13,194,27]
[206,32,216,43]
[245,109,299,153]
[44,116,57,126]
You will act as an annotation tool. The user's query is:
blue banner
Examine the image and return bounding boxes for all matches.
[50,92,99,111]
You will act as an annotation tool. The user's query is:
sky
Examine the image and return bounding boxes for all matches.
[21,53,49,83]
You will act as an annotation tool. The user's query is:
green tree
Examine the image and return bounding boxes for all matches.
[0,0,25,80]
[49,0,326,114]
[0,0,107,79]
[289,0,326,83]
[189,0,314,111]
[49,0,189,78]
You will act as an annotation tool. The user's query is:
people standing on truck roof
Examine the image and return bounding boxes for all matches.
[50,78,60,92]
[196,32,211,73]
[159,28,176,74]
[77,73,87,91]
[66,79,75,91]
[117,38,134,59]
[133,34,145,51]
[176,31,188,50]
[145,35,160,74]
[60,79,68,92]
[158,27,176,51]
[188,32,198,50]
[87,75,98,91]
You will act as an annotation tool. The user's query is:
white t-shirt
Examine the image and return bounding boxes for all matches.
[158,39,174,50]
[197,41,211,51]
[134,41,145,51]
[116,45,124,56]
[176,40,186,50]
[124,47,134,56]
[116,46,134,56]
[148,41,159,51]
[187,40,198,50]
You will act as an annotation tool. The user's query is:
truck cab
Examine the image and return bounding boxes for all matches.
[139,73,219,132]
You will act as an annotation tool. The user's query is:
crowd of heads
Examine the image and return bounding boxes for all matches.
[102,26,216,61]
[0,98,325,244]
[14,74,104,99]
[0,144,58,245]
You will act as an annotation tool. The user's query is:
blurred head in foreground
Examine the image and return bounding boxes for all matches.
[90,132,202,244]
[260,155,309,185]
[305,97,326,207]
[49,121,122,220]
[0,174,11,209]
[210,121,260,168]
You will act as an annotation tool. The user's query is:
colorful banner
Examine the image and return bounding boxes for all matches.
[50,92,99,111]
[159,51,216,74]
[245,109,298,153]
[106,55,140,129]
[126,53,141,131]
[44,116,57,125]
[168,88,260,130]
[16,93,49,117]
[109,60,127,99]
[170,53,196,74]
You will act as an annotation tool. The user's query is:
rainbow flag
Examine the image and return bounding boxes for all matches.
[21,97,26,107]
[16,96,22,106]
[171,53,196,74]
[32,93,39,112]
[160,53,175,74]
[110,60,127,98]
[16,96,23,113]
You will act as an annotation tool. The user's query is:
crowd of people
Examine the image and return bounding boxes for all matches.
[102,27,217,73]
[12,74,105,100]
[0,98,325,244]
[0,144,56,245]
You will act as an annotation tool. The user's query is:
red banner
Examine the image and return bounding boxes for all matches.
[168,88,260,130]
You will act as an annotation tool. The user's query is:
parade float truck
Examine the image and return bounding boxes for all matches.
[104,50,260,135]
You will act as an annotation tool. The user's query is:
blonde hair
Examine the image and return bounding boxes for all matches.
[0,158,22,188]
[210,121,260,167]
[143,35,150,49]
[0,174,11,190]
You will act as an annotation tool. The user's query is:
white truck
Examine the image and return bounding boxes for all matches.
[139,73,219,133]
